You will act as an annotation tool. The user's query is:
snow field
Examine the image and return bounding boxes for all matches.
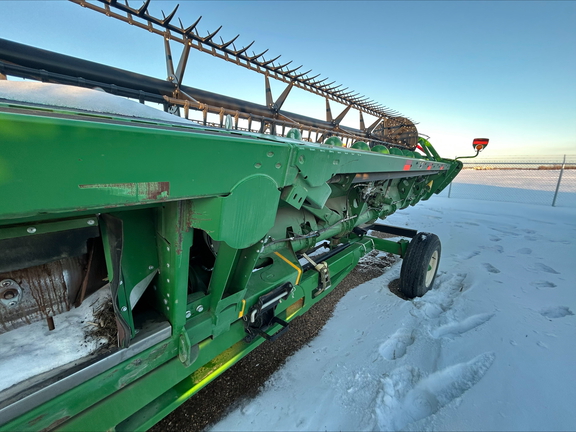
[439,170,576,207]
[211,198,576,431]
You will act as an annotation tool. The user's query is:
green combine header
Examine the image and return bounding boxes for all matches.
[0,1,488,430]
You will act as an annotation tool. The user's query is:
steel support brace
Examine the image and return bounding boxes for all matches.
[366,223,417,238]
[368,236,409,258]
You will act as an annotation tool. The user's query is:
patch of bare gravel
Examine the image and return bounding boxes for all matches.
[151,251,397,432]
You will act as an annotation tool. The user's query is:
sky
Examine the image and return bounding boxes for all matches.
[0,1,575,158]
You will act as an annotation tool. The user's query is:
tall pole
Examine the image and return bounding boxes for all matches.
[552,155,566,207]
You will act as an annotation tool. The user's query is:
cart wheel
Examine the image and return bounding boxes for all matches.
[399,232,441,298]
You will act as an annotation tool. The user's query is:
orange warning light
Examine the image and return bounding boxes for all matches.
[472,138,489,151]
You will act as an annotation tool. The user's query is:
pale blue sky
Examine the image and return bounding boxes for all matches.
[1,1,575,157]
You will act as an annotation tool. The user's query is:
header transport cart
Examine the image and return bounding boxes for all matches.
[0,1,488,430]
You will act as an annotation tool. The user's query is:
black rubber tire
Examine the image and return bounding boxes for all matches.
[399,232,441,299]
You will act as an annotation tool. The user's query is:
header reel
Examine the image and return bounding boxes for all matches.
[66,0,418,149]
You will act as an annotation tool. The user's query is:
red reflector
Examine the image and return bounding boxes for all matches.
[473,138,489,146]
[403,163,411,171]
[427,165,432,170]
[440,166,444,170]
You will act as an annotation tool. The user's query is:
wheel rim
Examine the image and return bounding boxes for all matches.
[425,250,439,287]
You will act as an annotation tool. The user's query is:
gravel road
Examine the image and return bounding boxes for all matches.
[151,251,397,432]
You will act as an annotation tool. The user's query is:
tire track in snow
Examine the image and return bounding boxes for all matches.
[431,313,494,338]
[375,353,496,431]
[370,270,497,430]
[410,272,468,319]
[378,328,415,360]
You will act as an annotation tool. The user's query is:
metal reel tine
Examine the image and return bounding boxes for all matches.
[261,55,281,67]
[203,26,223,43]
[248,48,268,61]
[302,73,320,83]
[220,34,240,50]
[123,0,137,17]
[318,80,335,90]
[234,40,254,56]
[184,16,202,35]
[137,0,151,17]
[293,69,311,79]
[285,65,302,75]
[273,60,292,71]
[161,4,179,26]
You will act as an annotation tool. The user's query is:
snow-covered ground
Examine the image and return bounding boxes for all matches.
[439,169,576,207]
[210,197,576,431]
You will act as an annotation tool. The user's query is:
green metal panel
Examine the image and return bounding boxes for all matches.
[191,174,280,249]
[0,112,291,222]
[0,111,453,225]
[0,100,463,432]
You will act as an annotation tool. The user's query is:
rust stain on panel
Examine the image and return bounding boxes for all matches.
[28,414,45,426]
[144,181,170,200]
[38,416,70,432]
[79,182,170,200]
[118,343,169,388]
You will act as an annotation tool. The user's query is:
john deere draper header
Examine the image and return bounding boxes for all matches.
[0,1,487,430]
